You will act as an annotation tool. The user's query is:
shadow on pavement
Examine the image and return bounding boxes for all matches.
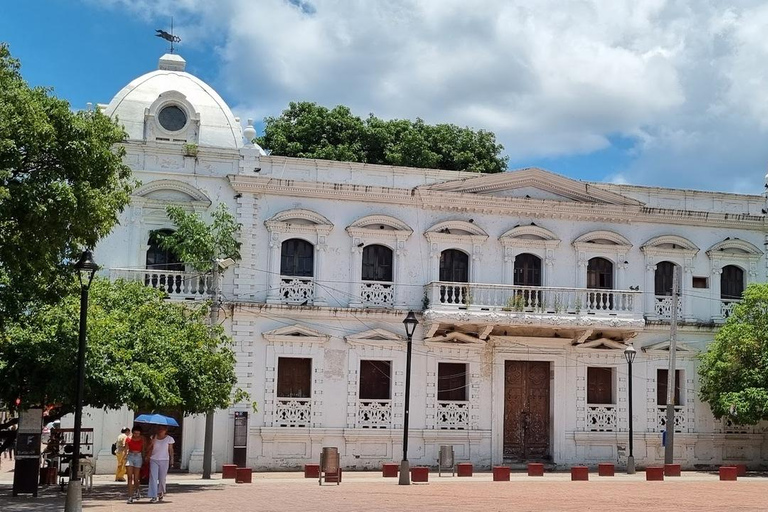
[0,482,226,511]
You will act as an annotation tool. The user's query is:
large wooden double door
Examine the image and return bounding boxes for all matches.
[503,361,551,461]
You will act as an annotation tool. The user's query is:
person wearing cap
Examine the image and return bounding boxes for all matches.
[115,427,130,482]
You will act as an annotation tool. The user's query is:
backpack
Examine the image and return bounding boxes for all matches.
[111,443,117,455]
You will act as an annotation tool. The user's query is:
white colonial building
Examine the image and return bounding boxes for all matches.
[78,53,768,473]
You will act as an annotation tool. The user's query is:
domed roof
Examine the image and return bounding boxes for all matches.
[104,54,243,149]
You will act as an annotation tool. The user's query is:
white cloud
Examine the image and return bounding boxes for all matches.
[100,0,768,192]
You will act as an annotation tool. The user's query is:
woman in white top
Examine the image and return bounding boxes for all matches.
[147,426,175,503]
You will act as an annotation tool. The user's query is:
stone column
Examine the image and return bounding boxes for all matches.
[502,247,514,285]
[266,231,282,304]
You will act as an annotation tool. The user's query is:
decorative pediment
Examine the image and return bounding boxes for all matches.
[421,168,643,206]
[346,215,413,241]
[424,331,485,347]
[424,220,489,244]
[641,235,699,257]
[578,338,628,350]
[707,239,763,259]
[345,328,404,348]
[133,179,212,209]
[642,340,695,354]
[500,224,560,249]
[262,324,330,343]
[573,230,632,253]
[265,208,333,236]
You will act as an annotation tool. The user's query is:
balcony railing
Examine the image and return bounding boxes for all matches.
[654,295,683,320]
[436,400,469,430]
[586,404,617,432]
[656,405,685,433]
[275,398,312,427]
[110,268,212,300]
[358,399,392,428]
[426,281,641,318]
[721,300,739,319]
[279,276,314,304]
[360,281,394,308]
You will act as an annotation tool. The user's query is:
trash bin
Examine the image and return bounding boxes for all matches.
[319,447,341,485]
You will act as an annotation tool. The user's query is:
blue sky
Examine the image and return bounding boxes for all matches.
[3,1,768,193]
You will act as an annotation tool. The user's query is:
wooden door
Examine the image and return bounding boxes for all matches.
[503,361,550,460]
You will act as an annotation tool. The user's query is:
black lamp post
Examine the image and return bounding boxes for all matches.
[65,250,98,512]
[399,311,419,485]
[624,344,636,475]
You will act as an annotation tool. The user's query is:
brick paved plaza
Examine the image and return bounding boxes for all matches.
[2,463,768,512]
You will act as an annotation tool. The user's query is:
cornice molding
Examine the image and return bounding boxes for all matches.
[227,175,767,231]
[573,230,632,253]
[424,220,489,245]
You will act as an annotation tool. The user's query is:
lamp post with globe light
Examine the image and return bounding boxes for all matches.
[624,344,636,474]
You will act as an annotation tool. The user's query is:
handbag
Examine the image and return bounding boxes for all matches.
[111,443,117,455]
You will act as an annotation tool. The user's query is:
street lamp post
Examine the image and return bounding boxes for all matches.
[65,250,99,512]
[624,344,636,475]
[399,311,419,485]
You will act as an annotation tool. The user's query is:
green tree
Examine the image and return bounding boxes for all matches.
[158,203,241,273]
[256,101,509,173]
[699,284,768,425]
[0,44,134,324]
[0,278,246,414]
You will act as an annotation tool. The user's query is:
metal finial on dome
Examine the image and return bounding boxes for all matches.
[156,17,181,53]
[243,119,257,144]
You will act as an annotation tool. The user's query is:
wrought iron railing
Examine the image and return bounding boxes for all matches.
[436,401,469,430]
[358,400,392,428]
[586,404,616,432]
[359,281,394,308]
[279,276,314,305]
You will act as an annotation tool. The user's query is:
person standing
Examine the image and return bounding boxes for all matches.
[147,426,174,503]
[114,427,129,482]
[124,425,145,504]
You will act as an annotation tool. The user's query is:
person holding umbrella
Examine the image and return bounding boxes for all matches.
[134,413,179,503]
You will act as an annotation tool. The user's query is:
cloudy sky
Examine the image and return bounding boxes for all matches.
[4,0,768,193]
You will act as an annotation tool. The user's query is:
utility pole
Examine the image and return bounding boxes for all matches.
[664,266,680,465]
[202,261,220,479]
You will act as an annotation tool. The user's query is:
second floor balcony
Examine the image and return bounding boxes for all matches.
[110,268,213,300]
[425,281,643,322]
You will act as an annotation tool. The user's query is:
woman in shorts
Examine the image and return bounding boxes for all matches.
[124,425,145,503]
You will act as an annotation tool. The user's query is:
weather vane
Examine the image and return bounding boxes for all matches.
[156,17,181,53]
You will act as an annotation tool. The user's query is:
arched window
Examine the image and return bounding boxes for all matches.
[587,257,613,290]
[721,265,744,300]
[146,229,184,271]
[362,244,393,282]
[654,261,677,296]
[440,249,469,283]
[514,253,542,286]
[281,239,314,277]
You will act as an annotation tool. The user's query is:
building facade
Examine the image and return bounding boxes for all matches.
[80,53,768,473]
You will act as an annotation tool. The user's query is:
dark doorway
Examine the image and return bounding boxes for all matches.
[503,361,551,461]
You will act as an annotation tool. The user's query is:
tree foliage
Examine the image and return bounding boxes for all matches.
[0,278,246,414]
[0,44,134,324]
[699,284,768,425]
[256,101,509,173]
[158,203,241,273]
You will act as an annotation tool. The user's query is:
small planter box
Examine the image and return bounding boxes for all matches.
[598,463,614,477]
[527,463,545,477]
[664,464,681,477]
[493,466,510,482]
[646,467,664,481]
[304,464,320,479]
[411,466,429,483]
[382,463,399,478]
[735,464,747,477]
[235,467,252,484]
[222,464,237,479]
[457,463,473,477]
[571,466,589,481]
[719,466,737,481]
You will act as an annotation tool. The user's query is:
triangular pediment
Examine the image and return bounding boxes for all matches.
[643,340,695,353]
[424,331,486,347]
[345,328,404,348]
[263,324,330,343]
[422,168,643,206]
